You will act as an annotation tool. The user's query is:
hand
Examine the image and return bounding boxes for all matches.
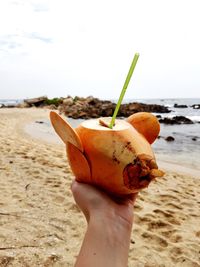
[71,180,138,267]
[71,180,137,228]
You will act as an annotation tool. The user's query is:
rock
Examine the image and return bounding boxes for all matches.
[159,116,194,125]
[24,96,48,107]
[17,101,31,108]
[165,136,175,142]
[63,97,74,106]
[174,103,188,108]
[120,102,170,116]
[6,94,171,118]
[191,104,200,109]
[48,104,57,110]
[192,137,197,141]
[35,121,44,124]
[0,104,17,108]
[156,115,162,119]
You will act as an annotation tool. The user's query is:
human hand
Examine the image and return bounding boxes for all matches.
[71,181,138,267]
[71,180,137,228]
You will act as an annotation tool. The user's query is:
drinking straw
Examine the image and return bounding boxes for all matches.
[109,53,140,129]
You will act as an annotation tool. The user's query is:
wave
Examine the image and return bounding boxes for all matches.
[187,116,200,123]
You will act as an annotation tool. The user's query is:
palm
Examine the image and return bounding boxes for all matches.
[71,181,137,225]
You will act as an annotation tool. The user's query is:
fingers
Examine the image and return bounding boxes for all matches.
[71,180,138,209]
[71,180,91,221]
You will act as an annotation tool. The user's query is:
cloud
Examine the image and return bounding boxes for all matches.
[0,31,53,56]
[31,3,49,12]
[11,0,49,12]
[0,34,22,52]
[24,32,53,43]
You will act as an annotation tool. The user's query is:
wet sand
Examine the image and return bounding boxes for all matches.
[0,108,200,266]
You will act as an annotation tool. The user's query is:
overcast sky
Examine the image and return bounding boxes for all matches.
[0,0,200,100]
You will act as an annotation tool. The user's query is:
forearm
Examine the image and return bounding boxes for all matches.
[74,216,132,267]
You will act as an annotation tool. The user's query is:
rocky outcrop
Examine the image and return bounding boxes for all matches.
[120,102,170,117]
[191,104,200,109]
[24,96,48,107]
[165,136,175,142]
[159,116,194,125]
[58,96,171,119]
[58,96,116,119]
[174,103,188,108]
[1,95,172,118]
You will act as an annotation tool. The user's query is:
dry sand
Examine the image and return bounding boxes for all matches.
[0,108,200,267]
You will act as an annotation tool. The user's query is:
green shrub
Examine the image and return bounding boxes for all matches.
[44,98,62,106]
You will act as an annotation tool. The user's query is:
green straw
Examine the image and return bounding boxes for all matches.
[109,53,140,129]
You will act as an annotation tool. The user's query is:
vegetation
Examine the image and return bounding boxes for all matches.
[44,98,62,106]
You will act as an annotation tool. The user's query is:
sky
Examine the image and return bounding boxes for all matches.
[0,0,200,100]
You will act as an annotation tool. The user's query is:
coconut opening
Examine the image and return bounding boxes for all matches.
[81,117,131,131]
[99,117,113,128]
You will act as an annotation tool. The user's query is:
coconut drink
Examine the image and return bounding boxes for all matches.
[50,54,164,196]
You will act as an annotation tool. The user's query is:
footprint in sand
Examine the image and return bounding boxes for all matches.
[153,209,182,225]
[134,202,143,212]
[165,202,183,210]
[147,219,173,231]
[159,194,181,203]
[160,228,183,244]
[181,201,195,208]
[135,213,174,233]
[52,195,65,204]
[0,256,14,266]
[160,229,177,238]
[196,231,200,238]
[141,231,168,249]
[172,255,200,267]
[169,234,183,243]
[43,255,60,266]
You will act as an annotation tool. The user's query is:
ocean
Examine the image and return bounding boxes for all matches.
[1,98,200,170]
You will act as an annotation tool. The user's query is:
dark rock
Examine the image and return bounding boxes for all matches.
[174,103,188,108]
[0,104,17,108]
[35,121,44,124]
[159,116,194,125]
[165,136,175,142]
[156,115,162,119]
[192,137,197,141]
[24,96,48,107]
[119,102,170,116]
[191,104,200,109]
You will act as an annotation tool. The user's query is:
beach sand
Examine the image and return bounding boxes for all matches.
[0,108,200,267]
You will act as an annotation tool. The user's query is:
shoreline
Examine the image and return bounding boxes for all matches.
[0,108,200,266]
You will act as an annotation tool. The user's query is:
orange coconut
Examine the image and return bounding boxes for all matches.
[50,111,164,196]
[127,112,160,144]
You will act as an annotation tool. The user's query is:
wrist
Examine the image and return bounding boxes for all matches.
[89,204,134,229]
[76,208,133,267]
[89,210,133,238]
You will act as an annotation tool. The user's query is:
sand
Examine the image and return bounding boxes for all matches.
[0,108,200,267]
